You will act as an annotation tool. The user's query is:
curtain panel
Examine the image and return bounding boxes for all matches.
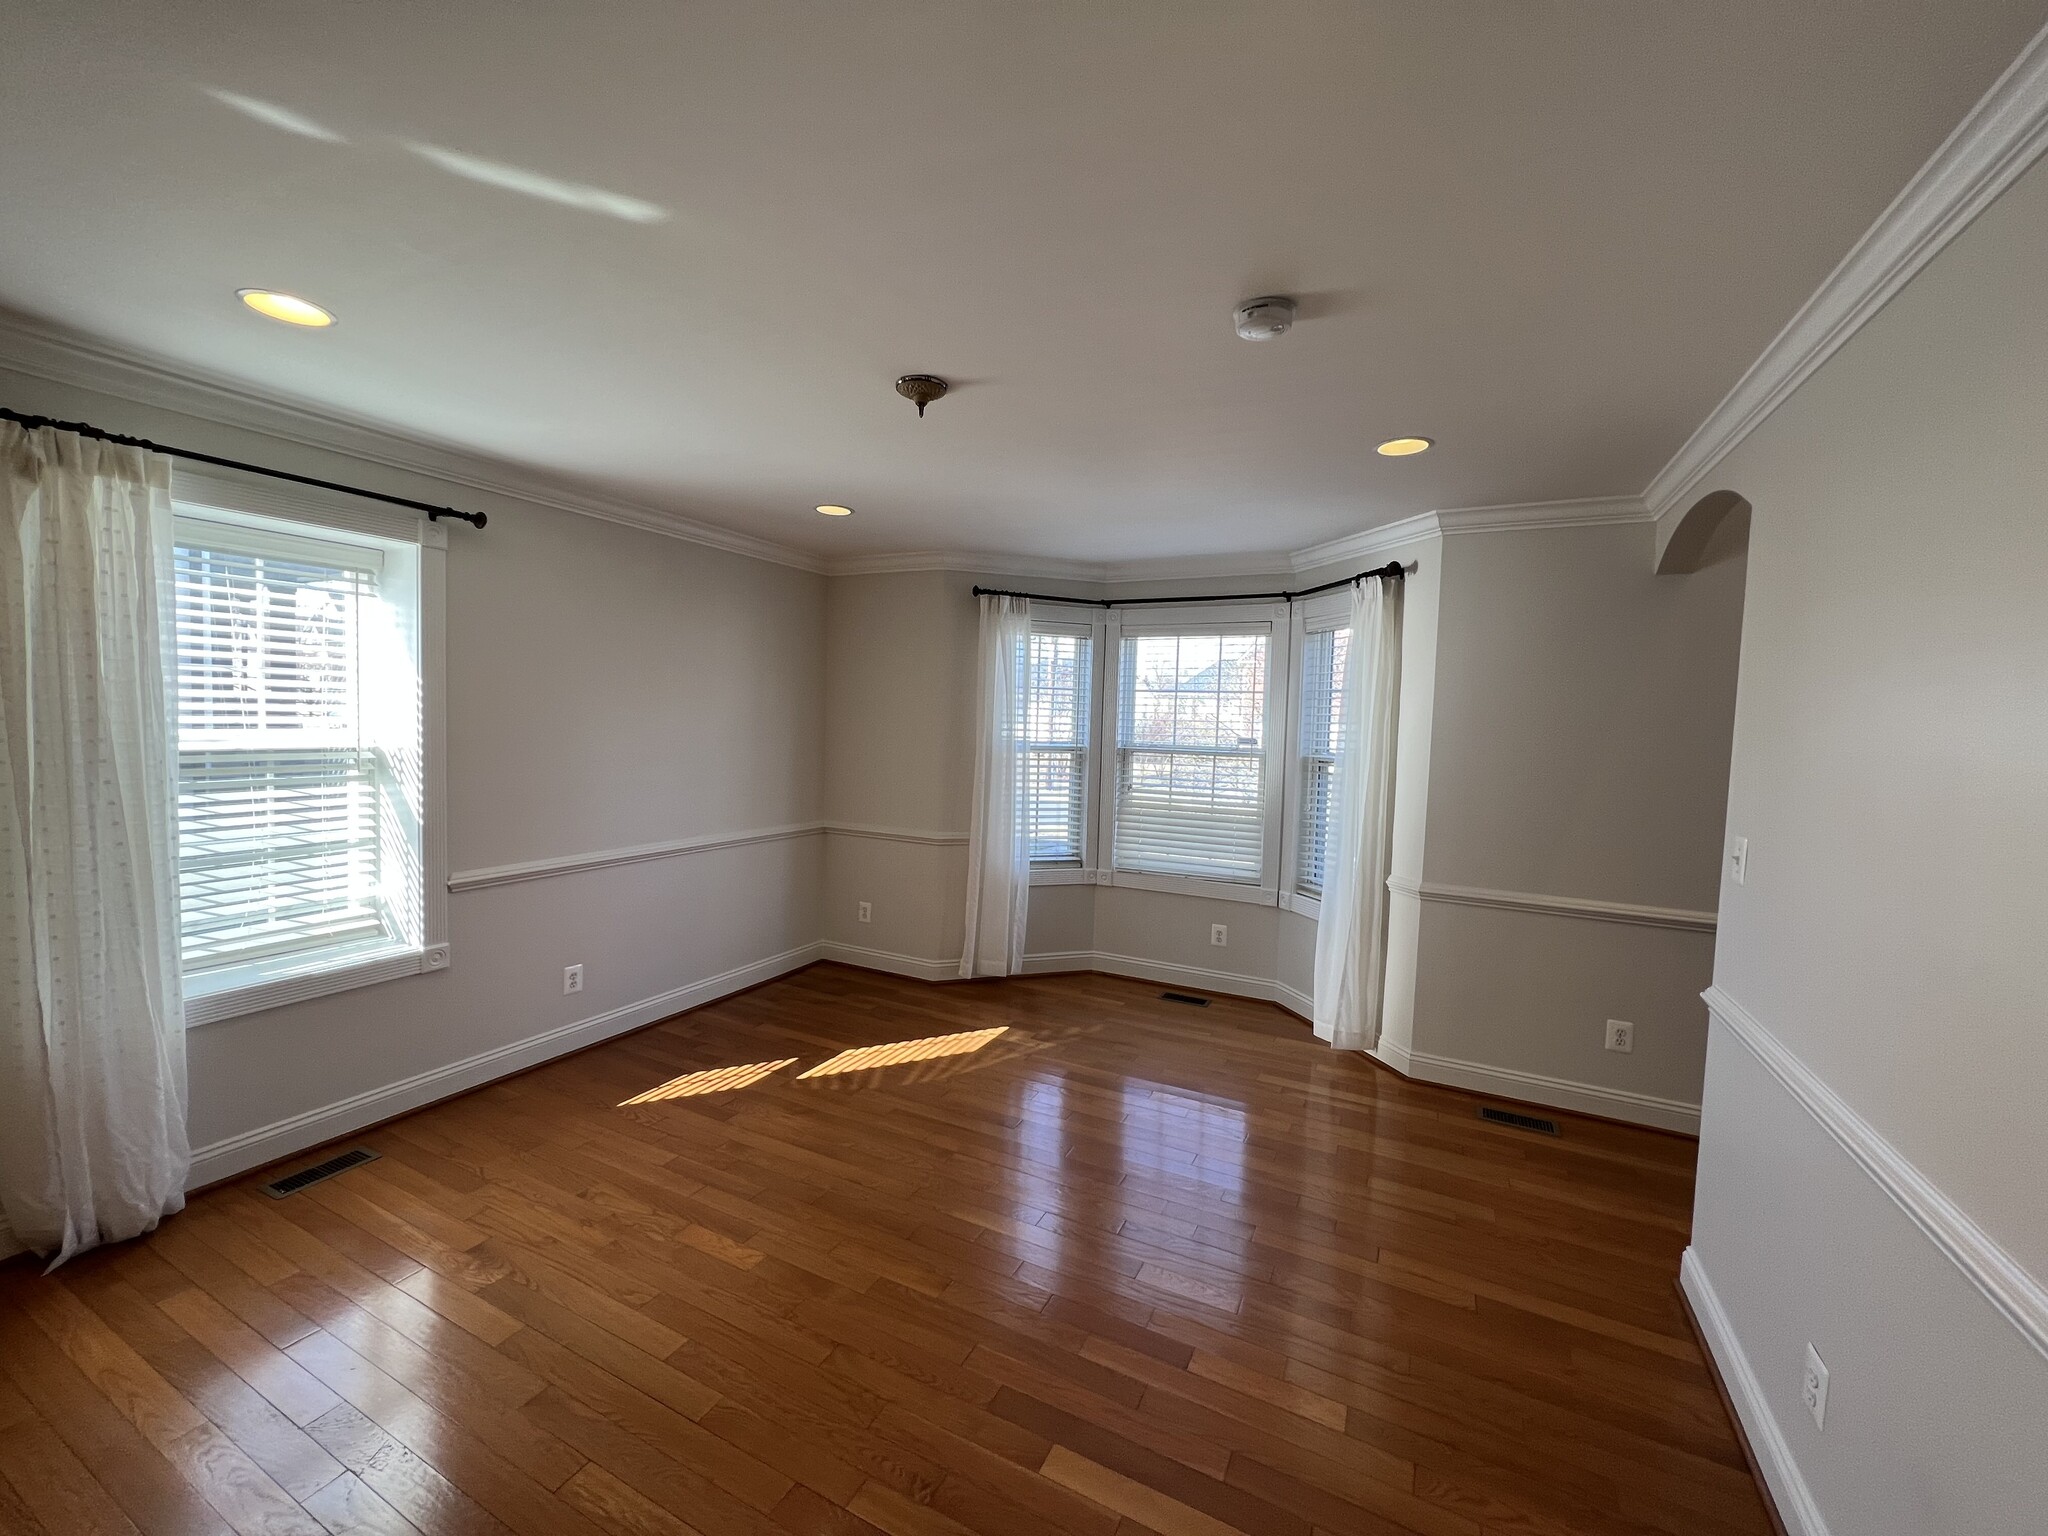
[960,594,1033,977]
[0,421,189,1264]
[1311,576,1402,1051]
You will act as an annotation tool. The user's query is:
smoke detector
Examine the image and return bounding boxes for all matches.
[1233,296,1296,340]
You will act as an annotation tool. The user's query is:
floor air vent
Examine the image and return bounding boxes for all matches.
[1479,1106,1560,1136]
[1160,991,1212,1007]
[260,1147,380,1198]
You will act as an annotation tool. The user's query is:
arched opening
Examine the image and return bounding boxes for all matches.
[1656,488,1751,575]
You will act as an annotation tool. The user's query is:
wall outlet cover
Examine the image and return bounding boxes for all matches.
[857,901,873,923]
[1728,834,1749,885]
[563,963,584,995]
[1802,1343,1829,1430]
[1209,923,1228,947]
[1604,1019,1634,1053]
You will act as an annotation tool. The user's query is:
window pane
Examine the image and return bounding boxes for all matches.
[174,522,414,975]
[1113,630,1270,881]
[1025,631,1090,864]
[1296,625,1350,895]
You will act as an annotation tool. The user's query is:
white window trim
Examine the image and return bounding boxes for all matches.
[173,467,449,1028]
[1093,603,1291,905]
[1028,605,1108,887]
[1279,592,1351,919]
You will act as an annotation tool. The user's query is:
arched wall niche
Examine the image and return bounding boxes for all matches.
[1656,488,1751,574]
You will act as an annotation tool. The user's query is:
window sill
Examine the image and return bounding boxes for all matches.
[1029,865,1097,886]
[1105,869,1278,907]
[1281,890,1323,919]
[184,940,449,1028]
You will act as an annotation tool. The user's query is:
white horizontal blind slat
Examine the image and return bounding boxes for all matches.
[1114,630,1270,882]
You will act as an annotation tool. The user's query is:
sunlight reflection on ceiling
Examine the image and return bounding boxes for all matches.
[797,1027,1009,1080]
[619,1057,796,1105]
[406,143,670,222]
[206,89,347,143]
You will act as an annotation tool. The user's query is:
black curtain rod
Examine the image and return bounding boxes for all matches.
[972,560,1407,609]
[0,406,488,529]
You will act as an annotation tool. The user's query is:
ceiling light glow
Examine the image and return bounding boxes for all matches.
[1376,436,1433,457]
[816,504,855,516]
[239,290,335,327]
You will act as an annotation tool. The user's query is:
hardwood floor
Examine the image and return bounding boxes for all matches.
[0,964,1774,1536]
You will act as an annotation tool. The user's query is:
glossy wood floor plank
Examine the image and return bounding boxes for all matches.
[1,965,1775,1536]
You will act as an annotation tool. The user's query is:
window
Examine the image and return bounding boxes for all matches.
[172,478,443,1025]
[1111,626,1275,884]
[1024,629,1091,864]
[1295,623,1351,897]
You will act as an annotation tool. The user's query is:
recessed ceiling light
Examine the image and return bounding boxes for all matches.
[816,504,855,517]
[238,289,335,327]
[1376,436,1433,457]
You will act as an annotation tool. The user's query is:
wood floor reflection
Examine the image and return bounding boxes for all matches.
[0,964,1775,1535]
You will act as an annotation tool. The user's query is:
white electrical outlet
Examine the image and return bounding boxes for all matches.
[562,963,584,995]
[1210,923,1228,947]
[1728,834,1749,886]
[1605,1019,1634,1053]
[1802,1343,1829,1430]
[857,901,872,924]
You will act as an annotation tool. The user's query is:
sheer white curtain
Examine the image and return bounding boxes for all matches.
[960,594,1032,977]
[1312,575,1402,1050]
[0,422,189,1264]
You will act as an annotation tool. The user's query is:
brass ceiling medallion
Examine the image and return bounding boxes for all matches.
[895,374,948,418]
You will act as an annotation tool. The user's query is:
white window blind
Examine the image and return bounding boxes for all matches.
[1296,624,1351,896]
[1113,629,1271,882]
[173,513,422,983]
[1025,630,1091,864]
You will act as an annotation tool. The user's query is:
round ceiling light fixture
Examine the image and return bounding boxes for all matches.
[1376,435,1434,457]
[816,504,855,517]
[238,289,336,327]
[1233,295,1296,340]
[895,374,948,418]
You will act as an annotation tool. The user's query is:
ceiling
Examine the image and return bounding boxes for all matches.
[0,2,2040,564]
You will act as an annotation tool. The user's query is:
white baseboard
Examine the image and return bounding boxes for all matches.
[186,941,823,1188]
[816,941,961,983]
[1681,1248,1829,1536]
[1403,1048,1702,1135]
[1275,980,1313,1020]
[1021,948,1285,1007]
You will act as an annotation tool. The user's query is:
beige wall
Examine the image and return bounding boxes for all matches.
[1401,518,1744,1121]
[0,363,827,1180]
[1686,150,2048,1534]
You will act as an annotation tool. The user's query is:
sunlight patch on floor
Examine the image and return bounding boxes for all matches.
[797,1026,1009,1080]
[619,1057,797,1104]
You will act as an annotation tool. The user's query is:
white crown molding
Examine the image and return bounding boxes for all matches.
[1389,875,1716,933]
[1433,495,1650,535]
[1645,18,2048,519]
[1705,985,2048,1362]
[1288,511,1444,573]
[0,310,828,573]
[1680,1249,1828,1536]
